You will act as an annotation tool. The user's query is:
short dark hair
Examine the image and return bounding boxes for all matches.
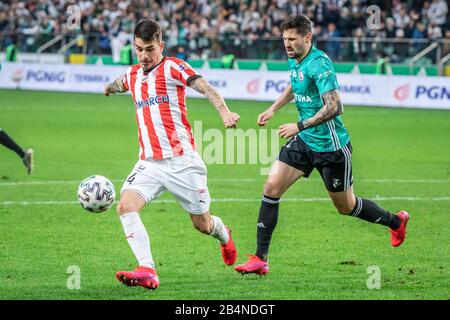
[134,19,162,42]
[280,14,312,36]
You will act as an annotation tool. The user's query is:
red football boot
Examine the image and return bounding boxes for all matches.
[234,254,269,275]
[115,266,159,290]
[390,211,410,247]
[221,226,237,266]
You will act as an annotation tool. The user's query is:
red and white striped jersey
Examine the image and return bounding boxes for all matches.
[122,57,199,160]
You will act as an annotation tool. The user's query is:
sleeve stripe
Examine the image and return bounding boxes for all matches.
[180,68,196,82]
[184,67,196,77]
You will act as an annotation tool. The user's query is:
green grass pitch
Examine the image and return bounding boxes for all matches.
[0,88,449,300]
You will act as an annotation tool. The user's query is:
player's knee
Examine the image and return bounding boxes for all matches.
[116,201,140,215]
[263,181,283,198]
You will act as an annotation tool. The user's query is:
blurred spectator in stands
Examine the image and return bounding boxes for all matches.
[0,0,448,62]
[326,0,340,25]
[187,21,200,53]
[337,6,352,37]
[421,1,431,26]
[288,0,306,16]
[166,21,179,49]
[97,24,111,55]
[221,53,235,69]
[394,5,410,30]
[176,46,187,61]
[348,0,365,31]
[309,0,327,27]
[178,20,189,47]
[427,0,448,30]
[385,17,397,38]
[409,9,421,26]
[427,22,443,41]
[443,30,450,56]
[312,23,325,51]
[324,22,341,61]
[5,36,18,62]
[447,8,450,32]
[119,39,132,65]
[110,9,133,64]
[412,21,428,52]
[392,28,409,63]
[404,10,418,38]
[375,51,391,75]
[0,10,8,32]
[346,27,368,62]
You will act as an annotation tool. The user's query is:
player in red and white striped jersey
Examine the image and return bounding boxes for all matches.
[104,19,239,290]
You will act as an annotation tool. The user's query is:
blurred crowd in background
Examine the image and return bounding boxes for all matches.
[0,0,449,63]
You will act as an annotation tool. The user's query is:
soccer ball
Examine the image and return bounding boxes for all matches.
[77,175,116,213]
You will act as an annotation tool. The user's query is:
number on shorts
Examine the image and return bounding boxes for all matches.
[127,173,137,184]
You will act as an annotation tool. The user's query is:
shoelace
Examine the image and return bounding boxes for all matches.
[222,245,235,258]
[392,230,402,240]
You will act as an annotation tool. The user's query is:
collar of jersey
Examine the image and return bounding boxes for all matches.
[295,45,313,66]
[142,56,166,74]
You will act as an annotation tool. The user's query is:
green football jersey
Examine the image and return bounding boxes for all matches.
[289,46,350,152]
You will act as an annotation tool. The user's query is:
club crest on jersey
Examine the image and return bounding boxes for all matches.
[290,69,304,82]
[135,95,170,109]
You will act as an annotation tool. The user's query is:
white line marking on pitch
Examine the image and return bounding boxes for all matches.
[1,197,449,205]
[0,178,448,186]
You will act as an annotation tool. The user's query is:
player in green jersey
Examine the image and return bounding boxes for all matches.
[235,14,410,275]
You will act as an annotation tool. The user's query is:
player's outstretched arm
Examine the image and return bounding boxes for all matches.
[258,84,294,126]
[104,75,127,96]
[190,77,240,128]
[278,89,343,138]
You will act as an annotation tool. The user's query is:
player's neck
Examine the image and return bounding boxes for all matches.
[143,55,165,73]
[295,44,312,64]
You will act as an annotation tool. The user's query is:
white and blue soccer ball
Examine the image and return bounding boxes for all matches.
[77,175,116,213]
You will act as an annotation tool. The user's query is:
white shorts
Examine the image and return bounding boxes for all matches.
[120,151,211,214]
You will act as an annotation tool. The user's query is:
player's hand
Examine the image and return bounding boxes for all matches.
[104,83,116,96]
[278,123,299,139]
[257,109,274,126]
[221,111,240,128]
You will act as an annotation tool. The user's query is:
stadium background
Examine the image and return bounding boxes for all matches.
[0,0,449,300]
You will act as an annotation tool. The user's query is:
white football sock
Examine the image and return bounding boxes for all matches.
[210,215,229,244]
[120,212,155,269]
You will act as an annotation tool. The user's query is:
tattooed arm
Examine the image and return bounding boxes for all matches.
[190,77,240,128]
[104,75,127,96]
[278,89,343,138]
[300,89,343,130]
